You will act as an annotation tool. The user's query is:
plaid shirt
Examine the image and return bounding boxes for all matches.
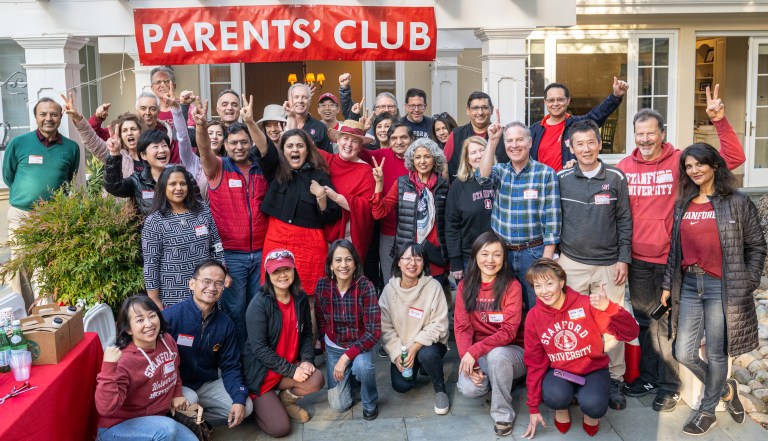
[481,159,561,246]
[314,276,381,361]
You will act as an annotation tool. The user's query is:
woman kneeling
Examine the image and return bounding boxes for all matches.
[380,242,450,415]
[242,250,324,438]
[522,259,638,438]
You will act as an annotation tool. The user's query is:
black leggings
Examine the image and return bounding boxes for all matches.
[541,368,610,419]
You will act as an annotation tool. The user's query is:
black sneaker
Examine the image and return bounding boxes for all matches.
[378,346,388,358]
[363,405,378,421]
[608,379,626,410]
[722,378,745,424]
[652,390,680,412]
[683,410,716,436]
[623,379,658,397]
[494,422,513,437]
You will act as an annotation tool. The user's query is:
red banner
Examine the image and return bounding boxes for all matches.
[133,5,436,65]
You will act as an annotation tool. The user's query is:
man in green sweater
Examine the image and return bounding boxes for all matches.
[2,97,80,305]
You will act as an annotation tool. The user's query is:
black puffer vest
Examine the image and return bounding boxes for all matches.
[392,174,449,266]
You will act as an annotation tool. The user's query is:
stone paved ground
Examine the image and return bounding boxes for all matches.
[213,340,767,441]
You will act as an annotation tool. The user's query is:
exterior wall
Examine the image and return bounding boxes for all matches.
[99,54,135,116]
[403,62,433,114]
[456,49,483,126]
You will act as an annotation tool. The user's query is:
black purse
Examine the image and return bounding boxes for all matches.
[170,404,213,441]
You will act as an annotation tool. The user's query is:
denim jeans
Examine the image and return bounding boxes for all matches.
[674,272,729,413]
[221,250,262,348]
[390,343,447,394]
[324,344,378,413]
[629,258,680,392]
[542,368,611,419]
[508,244,544,310]
[97,416,198,441]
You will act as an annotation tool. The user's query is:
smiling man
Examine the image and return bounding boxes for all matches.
[3,97,80,306]
[317,92,341,131]
[287,83,331,153]
[556,119,632,411]
[401,88,433,139]
[162,259,253,429]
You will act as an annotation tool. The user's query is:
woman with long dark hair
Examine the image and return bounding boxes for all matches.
[432,112,458,150]
[454,231,525,436]
[242,250,323,438]
[660,142,766,435]
[314,240,381,420]
[370,112,398,150]
[142,165,225,308]
[95,295,196,440]
[379,242,450,414]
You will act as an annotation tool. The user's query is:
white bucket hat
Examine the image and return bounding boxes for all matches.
[257,104,288,130]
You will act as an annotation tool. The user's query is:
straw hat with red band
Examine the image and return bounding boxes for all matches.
[329,120,374,145]
[264,249,296,274]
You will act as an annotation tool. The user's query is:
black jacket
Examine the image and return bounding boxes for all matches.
[445,176,494,271]
[447,124,506,182]
[257,139,341,228]
[392,174,449,266]
[241,287,315,395]
[662,191,766,356]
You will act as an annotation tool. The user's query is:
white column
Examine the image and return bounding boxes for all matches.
[128,51,159,98]
[15,34,89,185]
[431,49,461,118]
[473,28,533,125]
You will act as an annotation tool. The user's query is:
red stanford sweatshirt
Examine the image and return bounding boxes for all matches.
[524,288,639,414]
[95,333,184,428]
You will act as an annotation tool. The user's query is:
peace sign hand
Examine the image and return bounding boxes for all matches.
[59,92,83,124]
[106,124,122,156]
[371,156,386,184]
[705,84,725,122]
[361,107,372,131]
[192,99,209,127]
[240,94,255,123]
[161,90,180,109]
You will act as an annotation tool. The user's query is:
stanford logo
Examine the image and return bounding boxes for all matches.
[484,199,492,210]
[602,184,610,191]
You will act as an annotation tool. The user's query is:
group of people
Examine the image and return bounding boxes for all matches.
[3,64,766,439]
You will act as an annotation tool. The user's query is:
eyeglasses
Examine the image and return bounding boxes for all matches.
[545,97,568,104]
[408,104,426,110]
[152,79,173,86]
[375,104,397,110]
[469,106,491,113]
[400,256,424,264]
[433,112,450,119]
[196,278,225,290]
[227,139,251,147]
[266,250,295,261]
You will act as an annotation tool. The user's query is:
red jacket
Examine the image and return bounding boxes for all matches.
[95,333,183,428]
[617,117,744,264]
[454,279,524,361]
[524,288,638,414]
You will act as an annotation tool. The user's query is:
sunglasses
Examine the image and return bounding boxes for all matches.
[266,250,294,261]
[433,112,450,119]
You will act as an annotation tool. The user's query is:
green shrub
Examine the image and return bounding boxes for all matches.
[0,182,144,310]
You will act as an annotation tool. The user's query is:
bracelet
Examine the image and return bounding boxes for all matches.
[317,194,327,201]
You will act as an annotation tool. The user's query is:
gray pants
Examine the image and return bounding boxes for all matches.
[182,378,254,426]
[456,345,526,424]
[379,234,396,283]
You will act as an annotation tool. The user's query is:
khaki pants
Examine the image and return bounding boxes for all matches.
[6,206,35,308]
[558,253,627,381]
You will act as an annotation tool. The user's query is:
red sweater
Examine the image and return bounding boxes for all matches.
[524,288,639,414]
[617,117,744,264]
[359,148,408,235]
[454,279,524,361]
[95,333,184,428]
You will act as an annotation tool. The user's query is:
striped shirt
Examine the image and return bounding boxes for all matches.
[481,159,561,246]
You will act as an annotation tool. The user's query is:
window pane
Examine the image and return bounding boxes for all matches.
[0,40,28,141]
[758,76,768,106]
[375,61,396,80]
[639,39,654,66]
[754,138,768,169]
[756,107,768,138]
[638,97,652,110]
[528,98,545,126]
[653,97,668,123]
[211,84,230,104]
[759,45,768,74]
[654,68,669,95]
[639,67,653,95]
[530,69,546,97]
[529,40,545,67]
[210,65,231,83]
[654,39,669,66]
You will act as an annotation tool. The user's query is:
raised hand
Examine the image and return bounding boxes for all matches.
[705,84,725,122]
[59,91,83,123]
[308,83,318,98]
[95,102,111,120]
[179,90,198,106]
[590,282,610,311]
[240,94,255,123]
[339,73,351,89]
[351,97,365,115]
[613,76,629,98]
[161,90,180,109]
[106,124,122,156]
[191,99,209,127]
[360,107,372,131]
[371,156,386,184]
[488,109,503,144]
[103,346,122,363]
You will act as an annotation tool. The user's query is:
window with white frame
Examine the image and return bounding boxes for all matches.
[199,64,242,118]
[363,61,404,115]
[525,39,546,126]
[78,41,101,120]
[636,37,671,134]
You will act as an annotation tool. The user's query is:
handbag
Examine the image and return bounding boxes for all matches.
[170,403,213,441]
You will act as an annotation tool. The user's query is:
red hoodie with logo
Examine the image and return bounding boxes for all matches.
[617,117,745,264]
[524,288,638,414]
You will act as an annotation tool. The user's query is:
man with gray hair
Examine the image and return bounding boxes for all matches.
[285,83,331,152]
[150,66,176,127]
[478,119,560,310]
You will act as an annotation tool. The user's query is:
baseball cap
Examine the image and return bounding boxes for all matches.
[318,93,339,105]
[264,250,296,274]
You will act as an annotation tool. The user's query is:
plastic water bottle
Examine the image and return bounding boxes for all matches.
[401,346,413,380]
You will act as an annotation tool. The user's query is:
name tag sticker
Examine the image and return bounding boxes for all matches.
[177,334,194,347]
[195,225,209,237]
[403,192,417,202]
[228,179,242,188]
[28,155,44,164]
[408,307,424,319]
[488,313,504,323]
[523,189,538,200]
[163,361,175,375]
[141,190,154,199]
[594,194,611,205]
[568,308,586,320]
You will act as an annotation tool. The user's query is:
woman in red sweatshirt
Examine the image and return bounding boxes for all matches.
[95,295,197,440]
[522,259,638,438]
[454,231,525,437]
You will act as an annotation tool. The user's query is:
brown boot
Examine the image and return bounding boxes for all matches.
[278,389,310,422]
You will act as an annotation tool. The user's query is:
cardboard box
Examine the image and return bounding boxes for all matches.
[31,304,84,349]
[19,316,71,365]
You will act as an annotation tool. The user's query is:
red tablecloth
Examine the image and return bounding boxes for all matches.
[0,332,103,441]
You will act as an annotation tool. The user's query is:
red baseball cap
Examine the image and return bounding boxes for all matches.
[318,93,339,105]
[264,250,296,274]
